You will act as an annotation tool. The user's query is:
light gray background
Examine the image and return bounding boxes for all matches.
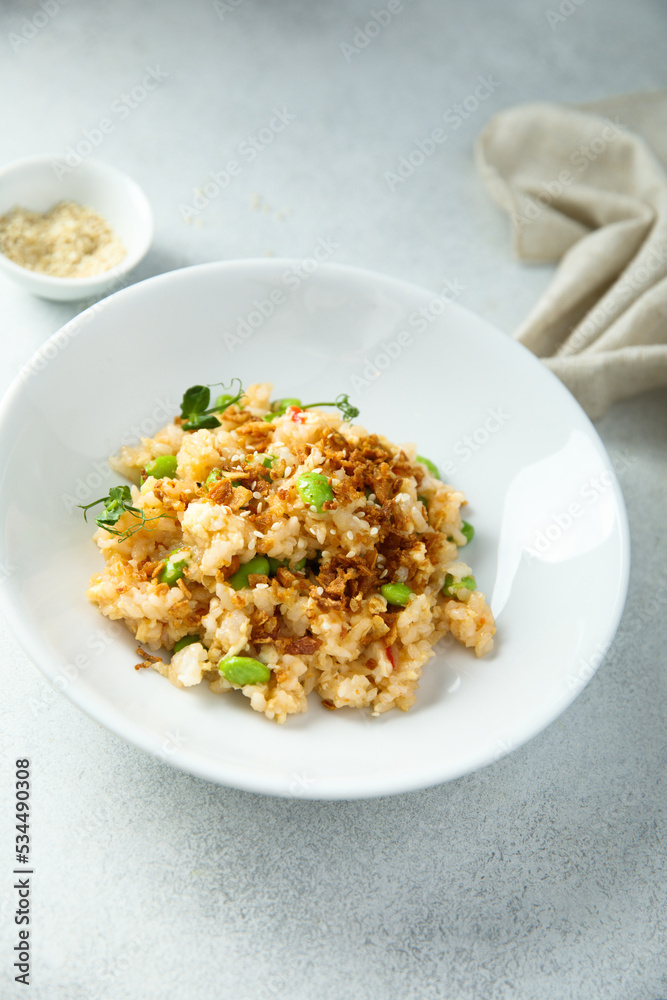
[0,1,666,998]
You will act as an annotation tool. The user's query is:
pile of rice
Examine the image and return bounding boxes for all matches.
[85,383,495,722]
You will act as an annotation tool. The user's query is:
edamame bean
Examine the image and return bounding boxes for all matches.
[159,552,188,586]
[461,521,474,544]
[205,468,223,488]
[228,554,271,590]
[219,656,271,686]
[443,573,476,596]
[264,398,302,421]
[214,393,235,410]
[297,472,333,512]
[267,556,307,574]
[145,455,178,479]
[380,582,414,607]
[417,455,440,478]
[173,635,201,653]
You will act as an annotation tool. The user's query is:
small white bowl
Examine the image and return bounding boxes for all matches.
[0,154,153,301]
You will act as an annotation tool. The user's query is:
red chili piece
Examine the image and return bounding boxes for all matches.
[386,645,396,670]
[289,406,307,424]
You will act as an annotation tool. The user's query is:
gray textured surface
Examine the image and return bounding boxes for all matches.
[0,1,666,997]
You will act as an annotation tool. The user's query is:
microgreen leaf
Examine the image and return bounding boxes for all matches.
[180,379,245,430]
[180,385,210,420]
[79,486,174,539]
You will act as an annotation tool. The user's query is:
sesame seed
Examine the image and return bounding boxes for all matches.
[347,531,354,540]
[256,502,263,513]
[370,527,379,536]
[254,530,263,538]
[271,522,281,530]
[380,569,388,578]
[316,587,324,595]
[253,491,262,499]
[310,505,318,512]
[284,466,292,477]
[255,583,269,590]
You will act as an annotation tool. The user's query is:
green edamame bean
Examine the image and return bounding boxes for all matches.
[145,455,178,479]
[264,398,302,422]
[380,582,414,607]
[228,554,271,590]
[205,468,223,488]
[417,455,440,479]
[267,556,307,575]
[297,472,333,512]
[214,393,240,411]
[173,635,201,653]
[443,573,476,596]
[219,656,271,686]
[273,397,301,412]
[461,521,474,544]
[159,552,188,586]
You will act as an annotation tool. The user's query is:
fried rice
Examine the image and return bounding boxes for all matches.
[85,383,496,722]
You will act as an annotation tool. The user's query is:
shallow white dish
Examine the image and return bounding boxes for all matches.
[0,260,629,798]
[0,154,153,300]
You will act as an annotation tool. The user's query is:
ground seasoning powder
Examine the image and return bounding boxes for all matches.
[0,200,125,278]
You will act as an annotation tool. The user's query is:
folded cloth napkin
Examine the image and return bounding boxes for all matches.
[476,90,667,418]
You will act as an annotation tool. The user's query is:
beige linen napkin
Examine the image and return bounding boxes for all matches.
[476,90,667,418]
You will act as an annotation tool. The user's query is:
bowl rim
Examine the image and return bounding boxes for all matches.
[0,153,154,289]
[0,258,632,798]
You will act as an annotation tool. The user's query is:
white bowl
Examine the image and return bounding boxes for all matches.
[0,260,630,798]
[0,154,153,301]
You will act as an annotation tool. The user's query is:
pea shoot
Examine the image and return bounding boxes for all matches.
[79,486,173,540]
[180,379,244,431]
[264,393,359,422]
